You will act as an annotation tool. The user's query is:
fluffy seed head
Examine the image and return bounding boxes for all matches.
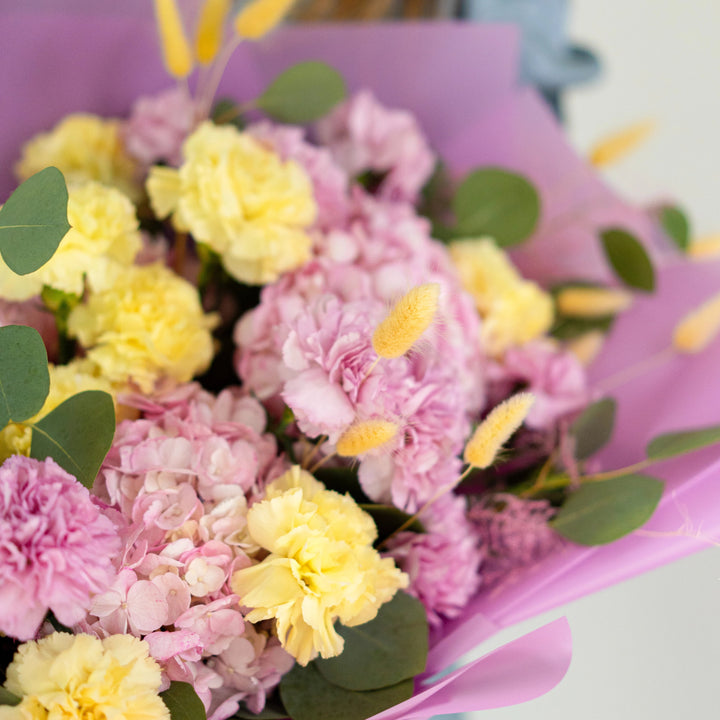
[673,291,720,354]
[234,0,296,39]
[589,120,654,167]
[154,0,194,78]
[556,286,633,318]
[336,420,399,457]
[372,283,440,359]
[464,393,535,469]
[689,234,720,260]
[566,330,606,366]
[195,0,231,64]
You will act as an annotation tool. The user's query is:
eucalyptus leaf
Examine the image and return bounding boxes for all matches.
[30,390,115,488]
[551,474,664,545]
[314,467,371,504]
[257,61,346,124]
[550,315,615,341]
[659,205,690,252]
[280,662,413,720]
[359,504,425,542]
[646,424,720,461]
[600,228,655,292]
[315,592,427,691]
[452,168,540,247]
[160,682,207,720]
[0,688,21,707]
[0,325,50,427]
[570,397,616,461]
[0,167,70,275]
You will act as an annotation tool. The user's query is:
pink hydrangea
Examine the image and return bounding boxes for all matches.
[0,455,120,640]
[469,493,562,587]
[248,121,350,230]
[384,493,483,627]
[316,90,436,202]
[123,86,198,167]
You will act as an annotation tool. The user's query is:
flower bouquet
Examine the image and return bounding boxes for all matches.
[2,3,720,720]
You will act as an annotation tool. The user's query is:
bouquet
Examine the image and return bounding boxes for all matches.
[2,2,720,719]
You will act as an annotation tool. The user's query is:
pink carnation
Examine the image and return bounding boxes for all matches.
[316,89,436,202]
[0,455,119,640]
[123,86,198,167]
[0,298,59,360]
[384,493,483,627]
[469,493,562,587]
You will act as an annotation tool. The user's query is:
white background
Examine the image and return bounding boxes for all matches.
[466,1,720,718]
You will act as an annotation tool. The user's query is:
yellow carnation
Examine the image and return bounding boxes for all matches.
[0,359,115,462]
[231,466,407,665]
[67,263,217,393]
[1,633,168,720]
[147,121,316,285]
[449,238,554,355]
[15,113,139,200]
[0,181,141,301]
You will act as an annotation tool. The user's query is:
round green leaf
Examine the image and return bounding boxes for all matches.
[646,424,720,461]
[257,61,346,124]
[659,205,690,252]
[359,504,425,543]
[551,474,664,546]
[280,662,413,720]
[0,167,70,275]
[160,682,207,720]
[315,591,427,691]
[0,688,21,707]
[570,397,617,461]
[31,390,115,488]
[600,228,655,292]
[452,168,540,247]
[0,324,50,427]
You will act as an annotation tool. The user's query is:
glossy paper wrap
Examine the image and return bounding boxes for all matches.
[2,5,719,718]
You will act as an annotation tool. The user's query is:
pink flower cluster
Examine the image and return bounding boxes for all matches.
[84,384,292,719]
[0,455,119,640]
[316,90,436,202]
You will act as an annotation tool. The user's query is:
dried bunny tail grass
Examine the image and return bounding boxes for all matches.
[566,330,606,366]
[688,234,720,260]
[372,283,441,359]
[588,120,654,167]
[195,0,232,65]
[234,0,297,40]
[336,419,399,457]
[556,286,634,318]
[464,393,535,469]
[154,0,194,79]
[673,291,720,354]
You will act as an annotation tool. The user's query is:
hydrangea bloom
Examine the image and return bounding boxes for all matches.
[2,633,168,720]
[0,455,120,640]
[316,90,436,202]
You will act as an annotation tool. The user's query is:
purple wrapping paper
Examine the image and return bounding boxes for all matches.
[2,6,719,718]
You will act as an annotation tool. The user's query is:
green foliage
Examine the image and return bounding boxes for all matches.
[160,682,207,720]
[359,503,425,543]
[233,697,289,720]
[0,688,21,707]
[570,397,617,461]
[0,325,50,428]
[211,98,246,130]
[31,390,115,488]
[257,61,346,124]
[658,205,690,252]
[280,663,413,720]
[314,466,371,504]
[451,168,540,247]
[600,228,655,292]
[0,167,70,275]
[315,592,428,691]
[551,474,664,545]
[646,424,720,461]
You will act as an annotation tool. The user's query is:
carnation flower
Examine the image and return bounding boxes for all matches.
[316,89,436,202]
[15,112,140,200]
[0,181,141,301]
[68,262,217,393]
[1,633,168,720]
[124,86,198,167]
[449,238,554,356]
[231,466,408,665]
[147,121,317,285]
[0,456,120,640]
